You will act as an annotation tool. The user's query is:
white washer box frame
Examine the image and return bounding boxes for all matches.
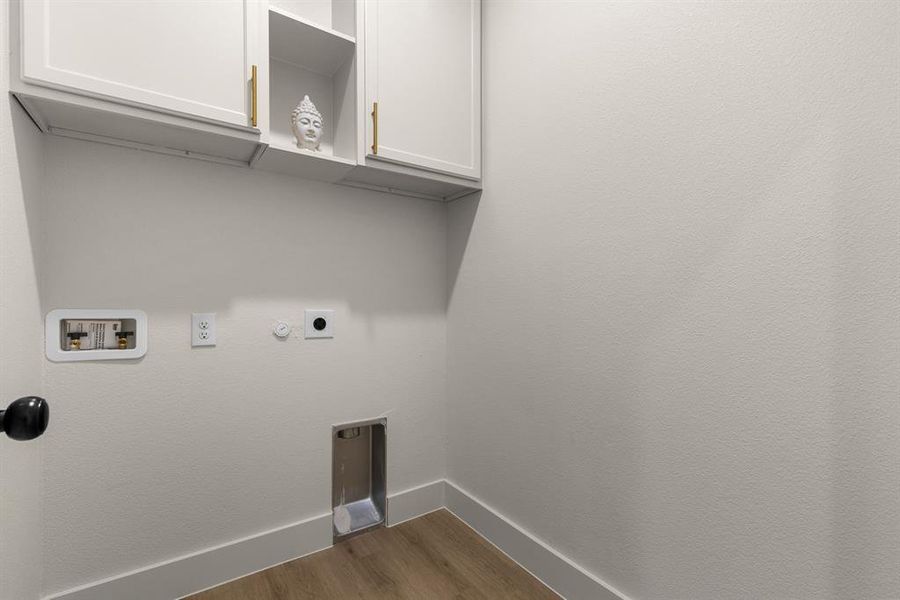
[45,309,148,362]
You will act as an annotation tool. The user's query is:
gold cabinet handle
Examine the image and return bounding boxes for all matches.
[250,64,258,127]
[371,102,378,154]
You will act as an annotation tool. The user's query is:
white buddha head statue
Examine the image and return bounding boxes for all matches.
[290,95,324,151]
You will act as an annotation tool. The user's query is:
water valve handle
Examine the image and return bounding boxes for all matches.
[0,396,49,441]
[66,331,87,350]
[116,331,134,349]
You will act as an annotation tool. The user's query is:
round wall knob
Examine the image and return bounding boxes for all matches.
[1,396,49,441]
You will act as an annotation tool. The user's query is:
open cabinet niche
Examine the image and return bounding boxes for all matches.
[258,0,358,182]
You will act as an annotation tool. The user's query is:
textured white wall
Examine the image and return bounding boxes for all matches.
[37,137,447,596]
[0,3,45,598]
[7,2,899,598]
[448,2,899,599]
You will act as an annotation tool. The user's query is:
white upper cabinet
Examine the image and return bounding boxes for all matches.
[364,0,480,180]
[20,0,260,129]
[12,0,481,197]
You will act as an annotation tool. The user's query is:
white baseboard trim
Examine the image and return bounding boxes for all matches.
[44,511,332,600]
[387,479,445,526]
[444,480,631,600]
[45,480,626,600]
[44,480,447,600]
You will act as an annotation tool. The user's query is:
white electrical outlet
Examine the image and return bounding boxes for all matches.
[192,313,216,347]
[304,309,334,339]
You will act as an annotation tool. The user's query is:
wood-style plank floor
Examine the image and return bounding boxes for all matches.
[186,509,560,600]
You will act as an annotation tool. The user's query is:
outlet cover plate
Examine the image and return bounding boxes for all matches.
[192,313,216,347]
[305,309,334,339]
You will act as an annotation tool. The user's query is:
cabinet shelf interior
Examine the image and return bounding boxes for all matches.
[266,0,358,176]
[269,7,355,76]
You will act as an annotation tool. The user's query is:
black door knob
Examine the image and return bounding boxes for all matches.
[1,396,49,441]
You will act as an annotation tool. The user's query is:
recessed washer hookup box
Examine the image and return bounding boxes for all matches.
[45,309,147,362]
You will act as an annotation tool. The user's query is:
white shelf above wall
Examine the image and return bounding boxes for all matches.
[269,7,355,76]
[256,143,356,183]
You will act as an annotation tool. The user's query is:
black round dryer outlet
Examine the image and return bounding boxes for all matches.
[313,317,327,331]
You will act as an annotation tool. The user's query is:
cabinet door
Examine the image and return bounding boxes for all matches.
[21,0,260,129]
[365,0,480,180]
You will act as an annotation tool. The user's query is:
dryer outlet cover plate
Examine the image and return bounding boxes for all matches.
[305,309,334,339]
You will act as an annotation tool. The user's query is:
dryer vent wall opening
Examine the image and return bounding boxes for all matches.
[332,418,386,542]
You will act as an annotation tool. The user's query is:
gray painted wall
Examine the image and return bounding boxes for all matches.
[1,2,45,597]
[36,137,447,596]
[447,2,899,598]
